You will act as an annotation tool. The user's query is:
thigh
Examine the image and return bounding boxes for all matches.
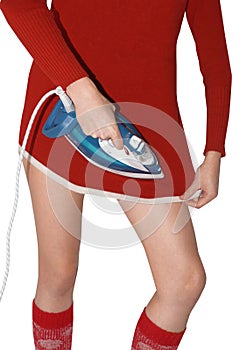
[23,157,85,277]
[117,199,204,290]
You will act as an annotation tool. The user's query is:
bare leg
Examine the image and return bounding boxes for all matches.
[117,199,206,332]
[23,157,84,312]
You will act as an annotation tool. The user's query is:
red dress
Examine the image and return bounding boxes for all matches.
[0,0,231,203]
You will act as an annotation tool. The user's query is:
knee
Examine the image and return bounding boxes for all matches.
[157,263,207,307]
[38,263,79,297]
[181,265,207,304]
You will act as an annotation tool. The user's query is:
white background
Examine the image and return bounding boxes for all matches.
[0,1,246,349]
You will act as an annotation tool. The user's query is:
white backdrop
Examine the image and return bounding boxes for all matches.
[0,1,246,349]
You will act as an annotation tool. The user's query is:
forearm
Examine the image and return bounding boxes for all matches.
[186,0,232,158]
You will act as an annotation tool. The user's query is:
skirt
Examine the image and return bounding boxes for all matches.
[18,62,196,205]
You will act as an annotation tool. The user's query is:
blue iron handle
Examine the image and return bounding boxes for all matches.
[42,98,143,140]
[42,99,78,138]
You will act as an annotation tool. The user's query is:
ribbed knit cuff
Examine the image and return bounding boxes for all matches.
[203,85,231,157]
[139,307,186,346]
[32,298,73,329]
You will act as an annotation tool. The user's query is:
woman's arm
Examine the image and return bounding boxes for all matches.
[0,0,124,148]
[186,0,232,157]
[0,0,89,89]
[180,0,231,207]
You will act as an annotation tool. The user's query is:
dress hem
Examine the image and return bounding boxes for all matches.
[18,144,197,204]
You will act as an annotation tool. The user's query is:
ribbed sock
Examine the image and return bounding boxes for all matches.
[32,298,73,350]
[131,307,186,350]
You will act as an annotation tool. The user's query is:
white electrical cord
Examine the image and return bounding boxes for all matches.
[0,86,68,304]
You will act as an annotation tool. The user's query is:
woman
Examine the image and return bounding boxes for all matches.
[0,0,231,349]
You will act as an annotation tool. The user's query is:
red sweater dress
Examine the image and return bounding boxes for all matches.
[0,0,232,203]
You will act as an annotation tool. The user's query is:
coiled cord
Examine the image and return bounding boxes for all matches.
[0,86,67,304]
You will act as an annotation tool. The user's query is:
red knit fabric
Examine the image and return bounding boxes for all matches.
[131,307,186,350]
[0,0,231,157]
[32,298,73,350]
[0,0,232,201]
[185,0,232,156]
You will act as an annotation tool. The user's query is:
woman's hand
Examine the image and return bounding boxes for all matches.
[179,151,222,208]
[66,77,124,150]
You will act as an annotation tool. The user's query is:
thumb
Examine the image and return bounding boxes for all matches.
[180,178,199,200]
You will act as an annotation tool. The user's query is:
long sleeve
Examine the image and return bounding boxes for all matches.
[0,0,89,89]
[186,0,232,157]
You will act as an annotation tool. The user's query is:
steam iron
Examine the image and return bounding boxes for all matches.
[42,93,164,179]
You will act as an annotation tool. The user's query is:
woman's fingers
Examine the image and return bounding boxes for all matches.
[185,190,217,208]
[90,125,124,149]
[179,170,200,201]
[180,158,220,208]
[78,102,124,148]
[109,125,124,149]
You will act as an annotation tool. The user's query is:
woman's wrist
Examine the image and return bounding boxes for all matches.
[203,150,222,165]
[66,76,97,102]
[204,150,222,159]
